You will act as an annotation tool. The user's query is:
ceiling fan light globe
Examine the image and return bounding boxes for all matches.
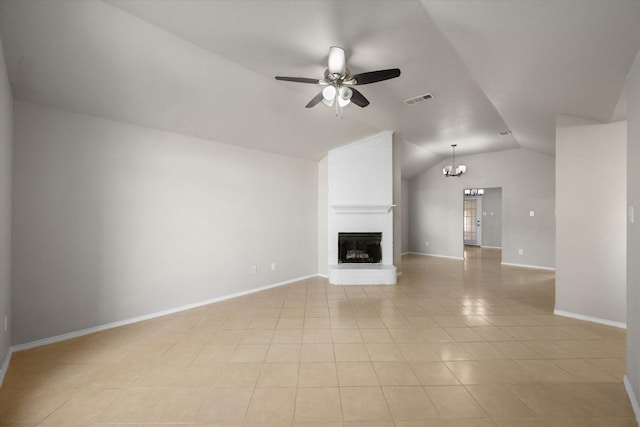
[322,97,335,107]
[338,97,351,107]
[339,86,353,100]
[328,46,346,75]
[322,85,337,101]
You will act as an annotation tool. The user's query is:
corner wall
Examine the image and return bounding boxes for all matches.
[626,47,640,420]
[317,156,328,277]
[555,117,626,326]
[401,180,409,254]
[0,37,12,376]
[408,148,555,268]
[392,135,402,272]
[11,102,319,345]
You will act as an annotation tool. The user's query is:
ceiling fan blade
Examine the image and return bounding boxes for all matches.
[350,88,370,107]
[351,68,401,85]
[275,76,321,84]
[305,91,325,108]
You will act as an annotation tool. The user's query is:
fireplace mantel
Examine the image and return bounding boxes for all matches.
[330,205,395,214]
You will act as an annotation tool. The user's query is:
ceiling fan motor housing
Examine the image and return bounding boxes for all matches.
[328,46,346,75]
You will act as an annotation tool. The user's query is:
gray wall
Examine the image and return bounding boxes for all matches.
[555,118,626,325]
[481,187,502,248]
[627,48,640,415]
[11,102,319,345]
[0,38,12,370]
[408,148,555,268]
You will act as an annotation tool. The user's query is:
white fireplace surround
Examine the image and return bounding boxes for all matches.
[327,132,397,285]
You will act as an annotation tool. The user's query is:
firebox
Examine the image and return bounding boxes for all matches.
[338,232,383,264]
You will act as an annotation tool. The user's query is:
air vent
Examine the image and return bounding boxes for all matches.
[499,130,512,136]
[404,92,434,105]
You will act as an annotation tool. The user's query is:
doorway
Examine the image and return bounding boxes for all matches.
[463,187,503,249]
[463,196,482,246]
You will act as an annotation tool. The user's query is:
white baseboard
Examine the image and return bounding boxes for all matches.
[11,274,320,352]
[406,251,464,261]
[501,261,555,271]
[481,246,502,249]
[0,349,12,387]
[624,375,640,425]
[553,309,626,329]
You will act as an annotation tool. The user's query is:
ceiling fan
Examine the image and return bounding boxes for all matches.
[275,46,401,112]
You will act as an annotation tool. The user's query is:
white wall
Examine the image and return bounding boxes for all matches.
[0,37,12,372]
[401,180,410,254]
[393,135,402,271]
[408,148,555,268]
[555,118,627,325]
[317,156,328,277]
[626,48,640,416]
[11,102,318,345]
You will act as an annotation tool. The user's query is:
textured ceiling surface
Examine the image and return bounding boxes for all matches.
[1,0,639,179]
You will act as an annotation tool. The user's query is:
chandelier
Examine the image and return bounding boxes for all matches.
[443,144,466,177]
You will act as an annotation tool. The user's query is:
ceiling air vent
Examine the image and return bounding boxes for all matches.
[404,92,434,105]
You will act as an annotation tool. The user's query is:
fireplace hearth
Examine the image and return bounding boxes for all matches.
[338,232,382,264]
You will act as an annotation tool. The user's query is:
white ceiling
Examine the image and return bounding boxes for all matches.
[1,0,639,179]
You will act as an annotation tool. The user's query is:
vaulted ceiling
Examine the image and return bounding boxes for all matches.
[1,0,639,179]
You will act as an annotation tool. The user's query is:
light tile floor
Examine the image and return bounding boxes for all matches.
[0,247,634,426]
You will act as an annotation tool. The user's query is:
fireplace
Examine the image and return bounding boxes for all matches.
[338,232,383,264]
[327,132,396,284]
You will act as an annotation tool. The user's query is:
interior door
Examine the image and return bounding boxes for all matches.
[464,196,482,246]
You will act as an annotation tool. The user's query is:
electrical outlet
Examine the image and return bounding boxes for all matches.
[518,249,524,255]
[271,263,276,271]
[529,211,535,217]
[250,265,257,274]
